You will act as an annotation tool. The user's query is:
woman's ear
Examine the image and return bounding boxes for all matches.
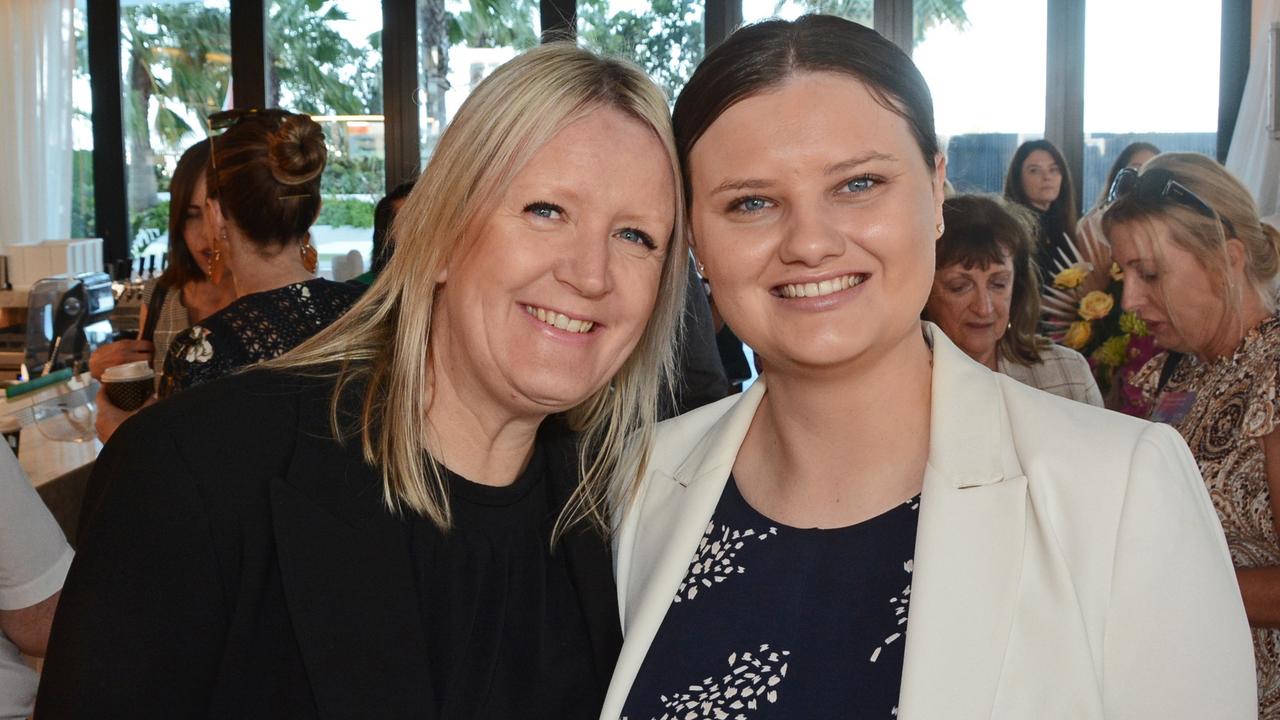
[1225,236,1248,275]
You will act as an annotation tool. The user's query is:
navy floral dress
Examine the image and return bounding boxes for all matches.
[159,279,361,397]
[622,476,920,720]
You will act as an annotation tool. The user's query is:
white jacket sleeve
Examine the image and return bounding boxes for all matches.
[1103,422,1257,718]
[0,444,72,611]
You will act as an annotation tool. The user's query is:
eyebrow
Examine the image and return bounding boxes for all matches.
[707,151,898,197]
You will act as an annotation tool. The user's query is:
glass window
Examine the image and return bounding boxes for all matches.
[1081,1,1220,210]
[120,0,231,262]
[72,0,94,239]
[742,0,871,26]
[914,0,1046,194]
[418,0,539,162]
[269,0,383,277]
[577,0,705,102]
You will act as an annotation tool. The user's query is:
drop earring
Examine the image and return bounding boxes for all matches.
[208,229,227,285]
[300,234,318,274]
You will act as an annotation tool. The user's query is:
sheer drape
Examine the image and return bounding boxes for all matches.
[1227,0,1280,217]
[0,0,74,252]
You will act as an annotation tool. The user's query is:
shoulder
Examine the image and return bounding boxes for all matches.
[995,371,1149,462]
[649,390,744,474]
[1038,342,1091,368]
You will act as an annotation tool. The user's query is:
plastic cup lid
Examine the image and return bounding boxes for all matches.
[102,360,154,382]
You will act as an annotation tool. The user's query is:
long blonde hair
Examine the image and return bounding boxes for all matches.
[271,43,688,537]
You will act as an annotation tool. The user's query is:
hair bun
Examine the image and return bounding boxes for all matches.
[268,115,327,186]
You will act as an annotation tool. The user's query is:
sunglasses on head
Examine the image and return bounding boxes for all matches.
[1106,166,1233,236]
[208,107,294,132]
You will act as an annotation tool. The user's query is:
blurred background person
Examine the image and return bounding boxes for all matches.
[87,140,236,388]
[351,179,415,286]
[1004,139,1079,287]
[0,443,71,720]
[925,194,1102,405]
[1108,152,1280,716]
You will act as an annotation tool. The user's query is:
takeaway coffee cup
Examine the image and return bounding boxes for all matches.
[102,361,155,411]
[0,415,20,457]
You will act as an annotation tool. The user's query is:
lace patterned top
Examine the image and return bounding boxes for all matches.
[159,279,360,397]
[1134,312,1280,716]
[622,476,920,720]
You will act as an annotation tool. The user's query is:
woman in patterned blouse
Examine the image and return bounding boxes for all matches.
[924,194,1103,406]
[1108,153,1280,717]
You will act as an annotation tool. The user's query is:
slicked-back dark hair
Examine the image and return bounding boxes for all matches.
[672,14,939,204]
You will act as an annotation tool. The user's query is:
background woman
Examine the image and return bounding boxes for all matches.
[1004,138,1079,286]
[1107,152,1280,716]
[157,108,363,395]
[925,194,1102,405]
[37,43,687,719]
[606,16,1254,719]
[87,140,236,387]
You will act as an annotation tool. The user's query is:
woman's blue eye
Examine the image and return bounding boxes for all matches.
[728,196,771,214]
[524,201,562,219]
[844,176,877,193]
[618,228,657,250]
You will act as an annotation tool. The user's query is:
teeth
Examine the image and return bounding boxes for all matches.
[781,274,865,298]
[524,305,594,334]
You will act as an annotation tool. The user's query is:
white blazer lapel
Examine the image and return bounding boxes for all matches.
[603,381,766,719]
[897,325,1028,718]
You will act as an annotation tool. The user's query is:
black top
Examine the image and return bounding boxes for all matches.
[1032,207,1072,289]
[160,278,361,396]
[37,369,621,719]
[622,476,920,720]
[413,446,597,718]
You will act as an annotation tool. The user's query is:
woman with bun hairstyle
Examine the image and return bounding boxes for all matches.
[37,44,685,719]
[1004,138,1079,287]
[157,109,362,396]
[89,140,239,442]
[1108,152,1280,716]
[605,16,1254,719]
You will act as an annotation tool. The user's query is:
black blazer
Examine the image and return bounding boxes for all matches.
[35,369,621,719]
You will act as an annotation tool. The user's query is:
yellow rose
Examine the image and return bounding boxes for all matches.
[1077,290,1115,321]
[1063,321,1092,350]
[1053,263,1090,290]
[1110,262,1124,282]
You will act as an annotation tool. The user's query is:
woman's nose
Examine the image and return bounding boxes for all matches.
[554,231,612,298]
[777,204,845,267]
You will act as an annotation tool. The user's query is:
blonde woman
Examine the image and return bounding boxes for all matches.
[37,44,686,719]
[1109,153,1280,717]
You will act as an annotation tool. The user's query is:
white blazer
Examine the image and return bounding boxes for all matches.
[604,324,1256,719]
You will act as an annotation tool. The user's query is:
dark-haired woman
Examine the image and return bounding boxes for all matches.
[607,15,1254,719]
[1004,139,1079,288]
[158,110,362,395]
[925,194,1102,405]
[89,140,236,441]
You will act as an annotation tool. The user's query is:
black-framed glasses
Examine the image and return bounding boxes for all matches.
[1106,166,1233,235]
[208,107,293,132]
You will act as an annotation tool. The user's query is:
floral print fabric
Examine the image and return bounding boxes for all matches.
[1134,312,1280,717]
[159,279,361,397]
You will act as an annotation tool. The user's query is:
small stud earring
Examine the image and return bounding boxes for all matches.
[696,261,706,275]
[936,222,945,236]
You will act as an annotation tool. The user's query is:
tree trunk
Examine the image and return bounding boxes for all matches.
[127,48,158,216]
[419,0,450,156]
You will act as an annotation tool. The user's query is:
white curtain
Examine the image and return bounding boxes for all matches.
[0,0,75,251]
[1227,0,1280,218]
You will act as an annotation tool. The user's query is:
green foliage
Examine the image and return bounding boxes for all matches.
[316,198,375,228]
[130,201,170,256]
[577,0,704,102]
[320,156,386,195]
[449,0,539,50]
[71,150,95,239]
[268,0,381,115]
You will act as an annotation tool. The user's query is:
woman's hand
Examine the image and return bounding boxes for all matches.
[94,386,155,444]
[88,340,155,380]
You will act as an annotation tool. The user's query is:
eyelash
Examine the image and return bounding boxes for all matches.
[524,201,563,219]
[841,174,880,194]
[726,196,771,214]
[618,228,657,250]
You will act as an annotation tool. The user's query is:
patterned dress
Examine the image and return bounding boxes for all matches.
[159,279,361,397]
[1134,312,1280,717]
[622,476,919,719]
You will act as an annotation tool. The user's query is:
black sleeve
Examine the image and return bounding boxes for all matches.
[665,261,729,419]
[36,413,229,718]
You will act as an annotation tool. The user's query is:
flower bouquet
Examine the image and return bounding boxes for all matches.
[1041,218,1159,416]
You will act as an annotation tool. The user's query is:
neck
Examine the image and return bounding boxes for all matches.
[181,274,237,324]
[737,324,933,527]
[1031,200,1051,212]
[226,232,314,298]
[1197,294,1273,362]
[423,343,544,488]
[977,345,999,371]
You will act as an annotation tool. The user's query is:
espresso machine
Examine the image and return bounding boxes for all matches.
[23,272,115,376]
